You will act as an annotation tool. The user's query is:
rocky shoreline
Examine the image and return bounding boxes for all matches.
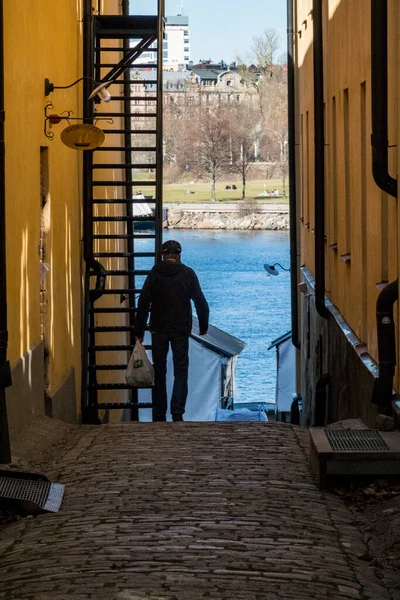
[166,209,289,230]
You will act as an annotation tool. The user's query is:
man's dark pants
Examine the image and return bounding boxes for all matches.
[151,331,189,420]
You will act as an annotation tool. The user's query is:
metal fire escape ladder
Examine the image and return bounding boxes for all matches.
[81,8,164,424]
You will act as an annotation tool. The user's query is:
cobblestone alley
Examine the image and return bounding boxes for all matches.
[0,422,393,600]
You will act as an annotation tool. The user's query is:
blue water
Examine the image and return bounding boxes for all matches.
[162,230,291,404]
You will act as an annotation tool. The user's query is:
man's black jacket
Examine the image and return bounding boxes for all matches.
[134,260,209,338]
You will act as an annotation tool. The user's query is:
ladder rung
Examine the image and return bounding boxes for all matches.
[90,345,135,351]
[89,326,135,333]
[89,308,138,313]
[94,146,157,152]
[102,130,157,135]
[90,234,155,239]
[91,384,146,390]
[92,199,157,204]
[89,288,142,294]
[94,46,158,53]
[89,364,128,370]
[90,270,149,276]
[93,403,153,409]
[108,97,158,102]
[93,113,157,119]
[92,216,155,222]
[92,252,155,258]
[94,63,157,69]
[92,164,157,169]
[92,181,156,186]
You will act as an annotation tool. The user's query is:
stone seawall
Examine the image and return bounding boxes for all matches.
[166,208,289,230]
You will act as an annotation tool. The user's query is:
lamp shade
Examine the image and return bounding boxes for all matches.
[264,264,279,276]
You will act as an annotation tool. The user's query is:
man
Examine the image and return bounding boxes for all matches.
[135,240,209,422]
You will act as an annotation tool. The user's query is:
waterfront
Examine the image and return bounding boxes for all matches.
[163,229,291,405]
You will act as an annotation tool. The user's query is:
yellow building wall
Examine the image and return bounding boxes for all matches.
[4,1,83,431]
[296,0,399,388]
[4,0,124,435]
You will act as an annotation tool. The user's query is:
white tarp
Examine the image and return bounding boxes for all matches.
[137,338,222,422]
[132,203,153,217]
[276,336,296,413]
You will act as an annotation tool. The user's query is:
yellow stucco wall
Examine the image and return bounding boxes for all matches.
[3,0,123,426]
[296,0,399,387]
[4,1,83,405]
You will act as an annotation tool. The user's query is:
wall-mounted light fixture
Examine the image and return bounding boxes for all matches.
[44,77,112,103]
[264,263,291,276]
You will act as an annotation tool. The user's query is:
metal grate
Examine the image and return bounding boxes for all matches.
[325,429,390,452]
[0,477,65,513]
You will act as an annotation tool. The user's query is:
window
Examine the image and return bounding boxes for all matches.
[163,41,168,49]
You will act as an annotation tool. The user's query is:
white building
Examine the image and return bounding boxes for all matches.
[139,14,191,70]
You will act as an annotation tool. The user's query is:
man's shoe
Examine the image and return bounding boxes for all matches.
[172,414,183,422]
[153,415,166,422]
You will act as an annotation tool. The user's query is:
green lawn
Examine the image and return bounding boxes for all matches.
[162,179,289,204]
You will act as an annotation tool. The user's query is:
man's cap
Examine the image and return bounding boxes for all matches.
[162,240,182,255]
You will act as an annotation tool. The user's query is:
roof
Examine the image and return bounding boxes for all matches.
[165,15,189,26]
[267,331,292,351]
[191,316,246,358]
[191,69,224,81]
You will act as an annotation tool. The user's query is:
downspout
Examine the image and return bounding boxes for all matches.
[287,0,300,348]
[0,0,12,463]
[371,0,398,409]
[81,0,105,423]
[313,0,328,319]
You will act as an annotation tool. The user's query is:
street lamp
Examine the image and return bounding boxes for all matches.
[264,263,290,276]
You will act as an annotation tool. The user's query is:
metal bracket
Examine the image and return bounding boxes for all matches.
[44,102,113,140]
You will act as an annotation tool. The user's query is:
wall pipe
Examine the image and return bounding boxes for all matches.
[313,0,328,319]
[0,0,12,463]
[371,0,398,410]
[371,0,397,199]
[287,0,300,349]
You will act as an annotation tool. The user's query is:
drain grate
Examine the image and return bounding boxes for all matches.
[0,476,65,513]
[325,429,390,452]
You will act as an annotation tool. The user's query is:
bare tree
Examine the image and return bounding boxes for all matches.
[252,28,280,70]
[188,109,232,201]
[230,107,256,200]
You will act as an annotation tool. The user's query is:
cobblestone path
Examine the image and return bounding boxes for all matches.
[0,423,392,600]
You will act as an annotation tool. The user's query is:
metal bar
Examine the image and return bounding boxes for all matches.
[94,113,157,118]
[90,234,155,239]
[92,163,157,169]
[288,0,300,349]
[155,0,164,264]
[107,96,158,101]
[0,0,11,463]
[92,181,156,186]
[95,47,158,53]
[94,63,158,68]
[81,0,101,425]
[93,252,155,257]
[92,199,157,204]
[313,0,328,319]
[102,129,157,134]
[94,146,157,151]
[94,403,153,409]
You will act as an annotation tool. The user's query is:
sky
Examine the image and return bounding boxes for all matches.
[130,0,287,64]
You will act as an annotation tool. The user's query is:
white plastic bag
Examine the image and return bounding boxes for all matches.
[126,340,155,387]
